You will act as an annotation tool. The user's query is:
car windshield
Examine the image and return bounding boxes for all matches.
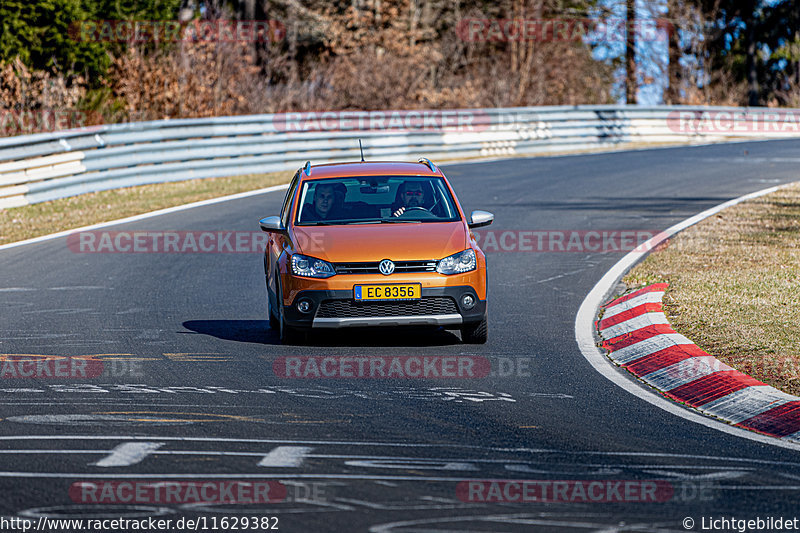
[295,176,461,225]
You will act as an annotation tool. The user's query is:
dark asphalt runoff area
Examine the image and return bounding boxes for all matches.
[2,139,800,532]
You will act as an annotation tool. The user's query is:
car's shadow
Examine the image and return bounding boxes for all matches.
[181,320,273,343]
[181,319,462,346]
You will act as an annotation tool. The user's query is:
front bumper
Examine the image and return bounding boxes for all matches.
[282,285,486,329]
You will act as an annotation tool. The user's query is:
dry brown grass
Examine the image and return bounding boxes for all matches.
[0,171,288,246]
[624,182,800,396]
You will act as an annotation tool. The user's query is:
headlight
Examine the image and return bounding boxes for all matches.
[437,248,476,275]
[291,254,336,278]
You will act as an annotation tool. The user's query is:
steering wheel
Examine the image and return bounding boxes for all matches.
[393,206,433,218]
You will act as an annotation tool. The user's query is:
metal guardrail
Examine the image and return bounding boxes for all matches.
[2,105,799,209]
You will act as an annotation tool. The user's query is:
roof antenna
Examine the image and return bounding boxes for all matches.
[359,139,365,162]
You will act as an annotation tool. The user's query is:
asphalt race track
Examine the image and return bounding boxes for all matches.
[2,140,800,532]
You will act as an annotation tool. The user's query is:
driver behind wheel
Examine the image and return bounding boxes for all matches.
[392,181,428,217]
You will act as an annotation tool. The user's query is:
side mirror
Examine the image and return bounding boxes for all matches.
[468,210,494,229]
[259,216,285,233]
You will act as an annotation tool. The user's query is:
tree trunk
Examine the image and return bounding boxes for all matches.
[626,0,636,104]
[244,0,255,20]
[746,21,758,106]
[664,5,681,104]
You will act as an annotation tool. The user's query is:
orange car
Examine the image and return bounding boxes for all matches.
[259,159,493,344]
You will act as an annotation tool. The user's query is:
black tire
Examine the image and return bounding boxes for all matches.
[277,280,304,344]
[280,319,303,344]
[267,277,279,330]
[461,315,488,344]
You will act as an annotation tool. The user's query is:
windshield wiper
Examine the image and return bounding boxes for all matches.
[336,219,421,224]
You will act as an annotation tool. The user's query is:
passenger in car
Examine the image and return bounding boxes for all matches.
[301,183,345,221]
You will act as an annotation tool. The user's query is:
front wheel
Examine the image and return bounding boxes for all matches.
[267,277,278,330]
[461,315,488,344]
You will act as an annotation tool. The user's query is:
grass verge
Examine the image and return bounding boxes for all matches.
[0,172,288,246]
[624,182,800,396]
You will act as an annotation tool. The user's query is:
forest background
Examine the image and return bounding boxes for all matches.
[2,0,800,133]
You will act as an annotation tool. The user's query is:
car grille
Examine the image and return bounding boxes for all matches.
[315,297,458,318]
[333,260,438,275]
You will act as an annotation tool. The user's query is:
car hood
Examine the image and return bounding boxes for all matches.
[292,222,468,262]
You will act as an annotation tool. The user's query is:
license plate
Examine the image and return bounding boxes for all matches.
[354,284,421,301]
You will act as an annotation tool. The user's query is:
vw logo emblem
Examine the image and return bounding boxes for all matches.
[379,259,395,276]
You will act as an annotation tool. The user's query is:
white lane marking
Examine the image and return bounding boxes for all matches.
[184,500,355,514]
[0,448,782,475]
[0,469,792,492]
[641,357,733,391]
[48,286,108,291]
[2,471,800,486]
[504,464,623,475]
[0,384,517,403]
[574,183,800,451]
[0,435,530,450]
[0,449,523,469]
[333,498,462,511]
[0,403,275,406]
[610,333,695,364]
[92,442,165,467]
[0,183,289,252]
[601,291,665,319]
[0,473,567,480]
[0,436,800,468]
[18,505,173,520]
[598,312,670,338]
[2,435,800,467]
[640,469,747,480]
[570,450,799,466]
[258,446,314,467]
[344,459,478,471]
[368,513,682,533]
[700,386,796,424]
[0,450,98,454]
